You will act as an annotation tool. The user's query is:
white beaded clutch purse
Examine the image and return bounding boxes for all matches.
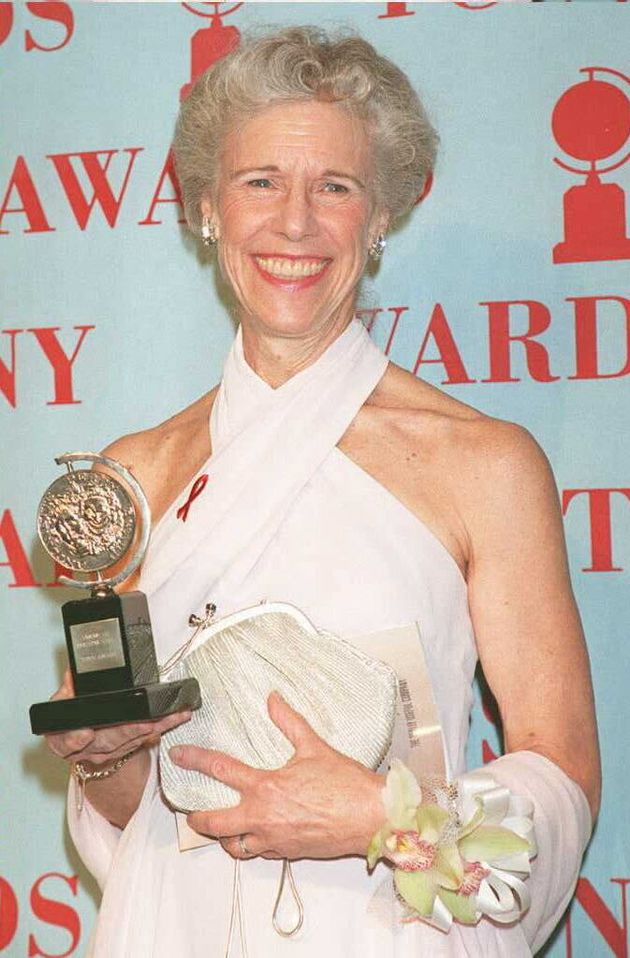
[159,602,397,812]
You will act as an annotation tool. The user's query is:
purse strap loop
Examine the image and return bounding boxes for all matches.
[272,860,304,938]
[224,858,303,957]
[225,860,249,958]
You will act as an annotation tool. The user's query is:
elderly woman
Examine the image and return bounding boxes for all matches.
[46,27,599,958]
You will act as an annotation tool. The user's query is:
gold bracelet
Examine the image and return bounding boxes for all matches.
[73,749,138,814]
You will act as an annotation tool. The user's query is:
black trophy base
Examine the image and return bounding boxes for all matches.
[29,677,201,735]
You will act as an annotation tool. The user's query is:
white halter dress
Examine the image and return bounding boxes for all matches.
[68,320,591,957]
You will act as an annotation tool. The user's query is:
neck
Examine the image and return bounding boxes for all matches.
[239,311,357,388]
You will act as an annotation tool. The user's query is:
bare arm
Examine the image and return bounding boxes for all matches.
[463,422,601,819]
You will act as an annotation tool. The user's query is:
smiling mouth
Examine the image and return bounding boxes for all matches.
[254,255,330,280]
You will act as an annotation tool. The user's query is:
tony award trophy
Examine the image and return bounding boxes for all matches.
[30,453,201,734]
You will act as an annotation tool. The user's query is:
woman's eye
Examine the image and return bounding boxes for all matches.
[248,178,273,188]
[322,182,349,194]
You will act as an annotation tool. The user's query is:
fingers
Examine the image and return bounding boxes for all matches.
[50,669,74,702]
[46,727,96,758]
[171,748,266,841]
[267,691,324,755]
[219,836,248,858]
[80,731,153,764]
[45,710,192,764]
[187,807,248,840]
[217,835,283,860]
[84,711,193,762]
[151,710,194,736]
[169,746,261,792]
[219,834,279,860]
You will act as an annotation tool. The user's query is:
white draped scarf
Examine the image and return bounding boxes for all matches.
[142,318,388,656]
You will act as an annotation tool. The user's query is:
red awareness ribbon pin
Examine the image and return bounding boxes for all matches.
[177,474,209,522]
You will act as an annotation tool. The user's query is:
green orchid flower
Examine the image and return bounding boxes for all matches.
[443,803,531,922]
[368,761,463,918]
[368,760,532,926]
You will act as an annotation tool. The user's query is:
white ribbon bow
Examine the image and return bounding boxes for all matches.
[426,770,536,933]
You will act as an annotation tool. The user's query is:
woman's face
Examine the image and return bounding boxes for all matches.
[203,99,387,341]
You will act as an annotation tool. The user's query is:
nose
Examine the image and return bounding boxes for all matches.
[275,184,316,242]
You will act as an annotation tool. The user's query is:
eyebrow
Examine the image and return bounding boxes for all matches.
[322,169,366,190]
[230,166,280,179]
[230,165,366,189]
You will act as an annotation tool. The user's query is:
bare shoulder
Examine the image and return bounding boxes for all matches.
[363,361,549,475]
[101,387,217,510]
[347,362,557,571]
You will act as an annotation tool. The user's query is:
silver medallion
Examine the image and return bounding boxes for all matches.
[36,452,151,590]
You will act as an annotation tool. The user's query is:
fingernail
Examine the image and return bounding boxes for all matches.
[169,746,184,763]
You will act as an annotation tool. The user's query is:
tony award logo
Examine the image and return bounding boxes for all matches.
[180,2,242,102]
[552,66,630,264]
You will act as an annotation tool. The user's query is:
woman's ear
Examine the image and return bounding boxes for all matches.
[371,209,390,245]
[200,197,220,239]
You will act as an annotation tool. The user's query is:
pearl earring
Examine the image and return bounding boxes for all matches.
[201,216,217,248]
[368,234,386,260]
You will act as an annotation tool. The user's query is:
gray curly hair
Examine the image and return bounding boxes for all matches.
[173,26,439,233]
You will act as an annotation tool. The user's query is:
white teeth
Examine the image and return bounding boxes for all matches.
[255,256,327,279]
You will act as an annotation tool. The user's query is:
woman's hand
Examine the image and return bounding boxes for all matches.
[170,692,386,861]
[45,669,192,767]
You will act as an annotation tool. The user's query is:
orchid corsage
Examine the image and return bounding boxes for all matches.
[367,760,536,932]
